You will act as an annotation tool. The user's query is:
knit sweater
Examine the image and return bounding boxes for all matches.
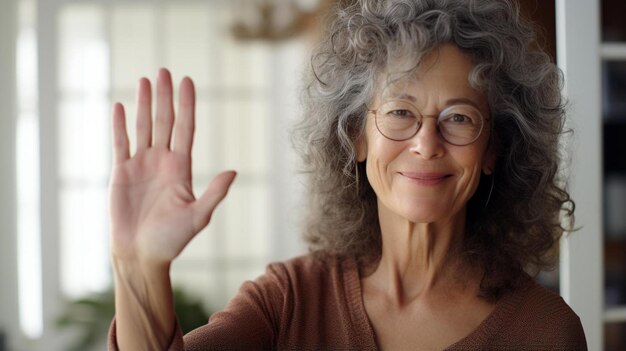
[108,254,587,350]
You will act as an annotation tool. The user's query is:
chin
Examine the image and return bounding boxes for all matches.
[396,202,451,224]
[403,213,446,224]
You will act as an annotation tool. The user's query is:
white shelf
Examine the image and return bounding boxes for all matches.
[605,306,626,323]
[601,43,626,60]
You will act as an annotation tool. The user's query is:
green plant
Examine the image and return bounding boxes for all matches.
[57,287,211,351]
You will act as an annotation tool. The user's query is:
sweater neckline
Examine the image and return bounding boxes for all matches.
[342,258,379,349]
[341,256,529,350]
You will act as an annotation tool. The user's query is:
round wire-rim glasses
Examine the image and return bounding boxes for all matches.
[366,99,489,146]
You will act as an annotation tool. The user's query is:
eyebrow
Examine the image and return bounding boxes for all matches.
[445,97,482,110]
[393,93,418,102]
[391,94,482,110]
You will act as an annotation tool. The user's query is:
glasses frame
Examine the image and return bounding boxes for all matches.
[366,100,490,146]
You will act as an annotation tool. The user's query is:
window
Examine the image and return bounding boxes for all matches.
[56,0,305,308]
[18,1,307,348]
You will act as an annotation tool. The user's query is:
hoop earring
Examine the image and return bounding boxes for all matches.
[484,174,494,209]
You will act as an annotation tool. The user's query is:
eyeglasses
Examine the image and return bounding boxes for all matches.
[367,99,488,146]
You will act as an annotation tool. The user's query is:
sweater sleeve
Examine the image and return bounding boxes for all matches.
[485,280,589,350]
[182,263,288,350]
[547,306,587,351]
[524,290,588,350]
[107,263,288,351]
[107,318,184,351]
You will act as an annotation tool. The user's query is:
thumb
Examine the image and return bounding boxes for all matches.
[192,170,237,232]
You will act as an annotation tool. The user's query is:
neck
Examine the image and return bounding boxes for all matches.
[365,200,478,305]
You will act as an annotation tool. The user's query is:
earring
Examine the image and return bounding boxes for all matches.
[484,174,494,209]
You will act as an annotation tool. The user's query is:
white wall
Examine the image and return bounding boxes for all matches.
[556,0,603,349]
[0,0,19,349]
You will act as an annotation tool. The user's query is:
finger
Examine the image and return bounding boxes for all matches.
[192,171,237,232]
[136,78,152,151]
[154,68,175,149]
[173,77,195,155]
[112,103,130,164]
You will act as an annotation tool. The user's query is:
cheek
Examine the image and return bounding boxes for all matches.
[365,142,388,189]
[460,166,483,198]
[364,118,402,159]
[364,135,403,190]
[367,140,395,165]
[454,149,487,195]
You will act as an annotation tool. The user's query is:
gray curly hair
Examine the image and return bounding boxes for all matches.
[293,0,574,299]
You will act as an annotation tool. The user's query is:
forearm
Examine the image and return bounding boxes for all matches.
[112,258,176,350]
[107,70,234,350]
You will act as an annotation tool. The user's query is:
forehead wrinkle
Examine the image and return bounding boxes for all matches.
[379,79,423,104]
[376,74,488,115]
[380,92,484,111]
[392,93,417,103]
[373,47,487,113]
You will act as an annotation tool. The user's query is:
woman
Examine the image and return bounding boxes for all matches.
[108,0,586,349]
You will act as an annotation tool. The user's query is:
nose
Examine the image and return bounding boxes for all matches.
[408,117,445,159]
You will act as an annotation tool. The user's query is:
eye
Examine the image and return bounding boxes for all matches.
[388,109,415,119]
[451,114,468,122]
[444,113,472,124]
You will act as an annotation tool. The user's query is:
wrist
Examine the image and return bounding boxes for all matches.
[112,256,175,350]
[111,256,173,289]
[111,243,172,270]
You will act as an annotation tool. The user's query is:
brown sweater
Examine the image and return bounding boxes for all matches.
[109,254,587,350]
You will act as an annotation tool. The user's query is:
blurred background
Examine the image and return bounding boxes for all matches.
[0,0,623,350]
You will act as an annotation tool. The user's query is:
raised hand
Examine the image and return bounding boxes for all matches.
[109,68,236,266]
[110,69,236,349]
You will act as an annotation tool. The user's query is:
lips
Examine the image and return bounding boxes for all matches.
[398,172,452,185]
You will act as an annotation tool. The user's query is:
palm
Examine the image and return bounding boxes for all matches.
[109,69,235,265]
[111,149,193,261]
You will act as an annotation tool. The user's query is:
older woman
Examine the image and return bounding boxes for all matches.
[108,0,586,350]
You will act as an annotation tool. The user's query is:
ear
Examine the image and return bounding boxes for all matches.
[482,145,496,175]
[355,134,367,162]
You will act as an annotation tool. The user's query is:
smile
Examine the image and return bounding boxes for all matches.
[398,172,452,186]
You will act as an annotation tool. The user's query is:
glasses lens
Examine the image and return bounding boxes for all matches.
[375,100,420,141]
[437,105,484,145]
[374,100,485,145]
